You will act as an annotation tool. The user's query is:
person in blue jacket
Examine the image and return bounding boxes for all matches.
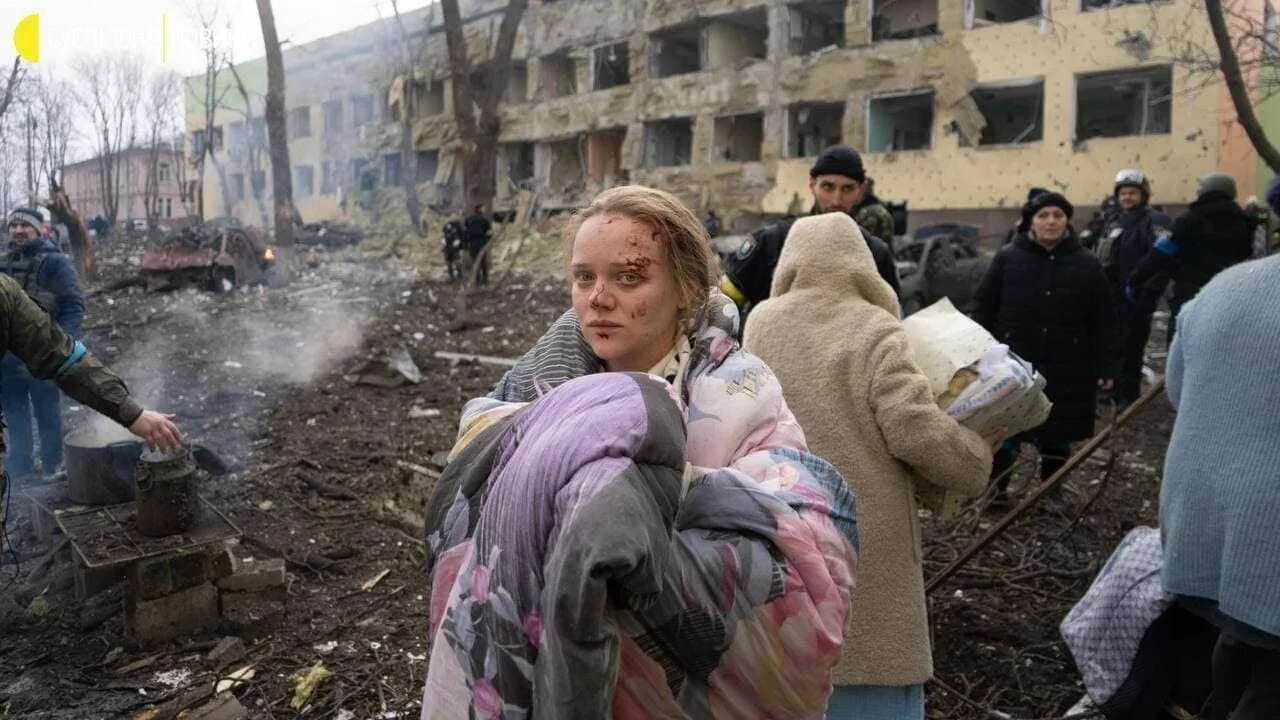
[0,206,85,485]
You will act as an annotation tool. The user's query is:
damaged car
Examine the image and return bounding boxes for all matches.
[141,218,275,292]
[896,223,991,315]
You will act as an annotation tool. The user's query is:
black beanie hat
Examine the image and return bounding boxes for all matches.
[1022,191,1074,224]
[1026,186,1049,203]
[810,145,866,182]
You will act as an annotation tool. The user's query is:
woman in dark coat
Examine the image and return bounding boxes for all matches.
[973,192,1116,510]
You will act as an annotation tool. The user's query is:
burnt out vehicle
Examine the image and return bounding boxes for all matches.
[895,223,991,315]
[141,219,275,292]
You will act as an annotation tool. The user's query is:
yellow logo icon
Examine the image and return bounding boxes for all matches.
[13,14,38,63]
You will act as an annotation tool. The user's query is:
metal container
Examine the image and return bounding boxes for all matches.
[134,445,200,537]
[64,429,143,505]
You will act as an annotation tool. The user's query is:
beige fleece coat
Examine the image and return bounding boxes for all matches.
[743,212,992,687]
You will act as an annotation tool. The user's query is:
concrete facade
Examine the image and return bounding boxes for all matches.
[186,0,1268,234]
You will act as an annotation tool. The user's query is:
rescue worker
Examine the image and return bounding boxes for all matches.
[1095,170,1172,407]
[0,207,84,484]
[1129,172,1254,345]
[0,271,183,526]
[721,145,900,320]
[441,216,465,282]
[463,204,492,286]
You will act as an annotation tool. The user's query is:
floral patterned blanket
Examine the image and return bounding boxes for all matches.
[420,370,857,719]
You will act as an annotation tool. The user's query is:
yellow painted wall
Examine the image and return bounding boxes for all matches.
[773,0,1234,212]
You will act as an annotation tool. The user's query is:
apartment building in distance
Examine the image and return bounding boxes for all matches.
[187,0,1275,233]
[62,145,188,227]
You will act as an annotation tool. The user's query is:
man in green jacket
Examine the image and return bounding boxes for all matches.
[1,272,182,511]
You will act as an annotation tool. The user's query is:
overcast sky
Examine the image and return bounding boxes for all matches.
[2,0,433,76]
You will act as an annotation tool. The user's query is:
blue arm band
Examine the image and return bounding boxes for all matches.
[1154,236,1179,255]
[55,340,87,378]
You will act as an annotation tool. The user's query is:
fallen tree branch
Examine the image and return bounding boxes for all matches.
[925,377,1166,595]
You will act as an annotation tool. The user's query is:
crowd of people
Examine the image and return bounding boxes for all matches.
[422,146,1277,719]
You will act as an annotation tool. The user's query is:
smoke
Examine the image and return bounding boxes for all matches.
[76,288,372,465]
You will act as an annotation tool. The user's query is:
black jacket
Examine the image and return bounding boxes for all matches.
[723,210,900,308]
[973,233,1117,443]
[1129,193,1253,308]
[463,212,492,253]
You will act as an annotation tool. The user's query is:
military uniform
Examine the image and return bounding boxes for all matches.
[0,273,143,529]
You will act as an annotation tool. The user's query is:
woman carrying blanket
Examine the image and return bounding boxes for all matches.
[421,186,858,719]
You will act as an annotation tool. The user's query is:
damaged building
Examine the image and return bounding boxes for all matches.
[187,0,1271,233]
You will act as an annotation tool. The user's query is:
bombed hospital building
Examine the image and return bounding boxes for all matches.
[186,0,1271,233]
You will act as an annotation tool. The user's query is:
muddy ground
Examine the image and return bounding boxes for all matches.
[0,233,1175,719]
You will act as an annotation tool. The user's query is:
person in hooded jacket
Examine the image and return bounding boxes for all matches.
[744,212,993,720]
[1128,173,1254,345]
[1096,169,1172,407]
[973,192,1117,511]
[720,145,900,322]
[0,206,85,484]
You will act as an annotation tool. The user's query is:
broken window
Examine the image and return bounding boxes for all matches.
[787,102,844,158]
[289,106,311,139]
[294,165,314,198]
[872,0,940,41]
[417,150,439,182]
[788,1,845,55]
[712,113,764,162]
[868,91,934,152]
[705,9,768,69]
[645,118,694,167]
[1075,65,1171,140]
[502,62,529,104]
[587,128,627,184]
[651,24,702,78]
[540,137,586,193]
[421,81,445,116]
[352,158,376,191]
[501,142,536,189]
[227,121,245,149]
[540,52,577,99]
[384,154,402,186]
[321,161,335,194]
[352,95,375,126]
[382,87,400,123]
[591,42,630,90]
[323,100,344,133]
[967,80,1043,146]
[967,0,1042,27]
[1081,0,1159,10]
[231,173,245,202]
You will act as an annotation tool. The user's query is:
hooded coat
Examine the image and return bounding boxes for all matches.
[743,212,992,686]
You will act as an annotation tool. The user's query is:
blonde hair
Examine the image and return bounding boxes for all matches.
[562,185,719,321]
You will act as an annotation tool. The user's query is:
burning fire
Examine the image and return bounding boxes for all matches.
[264,246,276,261]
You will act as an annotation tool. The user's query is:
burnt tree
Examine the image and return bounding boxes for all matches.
[255,0,295,247]
[440,0,527,212]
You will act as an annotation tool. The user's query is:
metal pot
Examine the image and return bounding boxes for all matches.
[64,429,143,505]
[135,444,200,537]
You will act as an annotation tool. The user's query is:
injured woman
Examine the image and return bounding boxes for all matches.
[419,185,859,719]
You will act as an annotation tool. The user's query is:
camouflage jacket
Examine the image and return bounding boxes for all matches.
[0,274,142,427]
[854,201,896,245]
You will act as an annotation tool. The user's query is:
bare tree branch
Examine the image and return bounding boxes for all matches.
[0,56,24,121]
[1205,0,1280,172]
